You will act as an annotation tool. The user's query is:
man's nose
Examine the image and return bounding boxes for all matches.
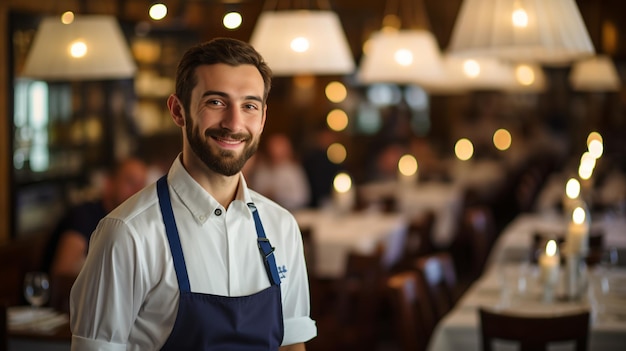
[220,107,245,132]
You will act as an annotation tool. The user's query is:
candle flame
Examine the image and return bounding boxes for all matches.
[546,240,557,257]
[565,178,580,199]
[572,207,586,224]
[333,172,352,193]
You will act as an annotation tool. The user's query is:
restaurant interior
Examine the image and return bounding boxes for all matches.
[1,0,626,350]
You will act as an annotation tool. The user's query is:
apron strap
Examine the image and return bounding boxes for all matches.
[157,176,191,292]
[247,203,281,286]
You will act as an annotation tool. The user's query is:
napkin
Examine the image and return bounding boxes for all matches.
[8,306,69,333]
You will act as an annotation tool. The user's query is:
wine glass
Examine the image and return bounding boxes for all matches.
[23,271,50,310]
[600,247,619,272]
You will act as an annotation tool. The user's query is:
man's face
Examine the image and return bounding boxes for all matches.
[184,63,266,176]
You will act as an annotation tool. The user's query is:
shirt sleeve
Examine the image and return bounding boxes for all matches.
[69,217,145,350]
[279,216,317,345]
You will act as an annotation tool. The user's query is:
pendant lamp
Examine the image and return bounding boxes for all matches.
[21,15,136,81]
[569,55,621,92]
[249,1,354,76]
[357,0,445,85]
[447,0,594,65]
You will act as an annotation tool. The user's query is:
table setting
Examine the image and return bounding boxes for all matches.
[428,261,626,351]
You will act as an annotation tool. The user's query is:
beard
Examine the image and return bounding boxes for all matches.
[186,116,259,176]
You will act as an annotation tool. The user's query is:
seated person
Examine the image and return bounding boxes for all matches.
[250,133,311,211]
[42,157,148,276]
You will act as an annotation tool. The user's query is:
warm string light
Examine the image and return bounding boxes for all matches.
[493,129,512,151]
[398,154,418,177]
[454,138,474,161]
[223,12,243,29]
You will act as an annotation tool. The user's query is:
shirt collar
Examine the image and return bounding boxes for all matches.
[167,155,254,224]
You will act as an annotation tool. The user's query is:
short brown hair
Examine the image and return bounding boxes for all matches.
[174,37,272,114]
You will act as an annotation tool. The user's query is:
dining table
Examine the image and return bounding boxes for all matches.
[7,306,71,351]
[293,208,408,278]
[357,180,462,248]
[487,211,626,269]
[428,208,626,351]
[427,263,626,351]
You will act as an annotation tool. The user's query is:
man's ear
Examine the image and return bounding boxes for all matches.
[167,94,185,127]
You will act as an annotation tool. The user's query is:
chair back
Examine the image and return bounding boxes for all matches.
[392,211,435,272]
[479,308,590,351]
[307,249,384,351]
[415,252,458,321]
[386,271,434,351]
[462,206,496,278]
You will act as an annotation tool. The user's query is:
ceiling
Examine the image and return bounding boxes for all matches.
[17,0,625,62]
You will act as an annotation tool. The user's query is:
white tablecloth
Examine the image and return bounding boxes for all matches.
[358,181,462,248]
[488,212,626,268]
[427,265,626,351]
[294,209,408,278]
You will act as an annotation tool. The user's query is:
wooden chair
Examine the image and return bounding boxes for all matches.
[462,205,497,279]
[479,308,590,351]
[308,249,384,351]
[415,252,458,322]
[386,271,435,351]
[393,211,436,272]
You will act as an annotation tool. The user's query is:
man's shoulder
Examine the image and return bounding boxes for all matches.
[107,182,159,223]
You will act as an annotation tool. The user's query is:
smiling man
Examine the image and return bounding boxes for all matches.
[69,38,317,351]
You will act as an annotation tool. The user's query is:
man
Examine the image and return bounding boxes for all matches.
[70,38,317,350]
[42,157,148,276]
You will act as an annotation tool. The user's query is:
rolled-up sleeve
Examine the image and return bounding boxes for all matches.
[70,218,142,350]
[71,335,126,351]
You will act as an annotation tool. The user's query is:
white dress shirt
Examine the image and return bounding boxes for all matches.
[70,156,317,350]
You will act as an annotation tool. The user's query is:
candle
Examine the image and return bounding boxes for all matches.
[566,206,589,255]
[539,239,560,286]
[333,172,354,213]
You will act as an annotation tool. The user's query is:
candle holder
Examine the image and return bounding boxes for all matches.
[542,280,557,304]
[539,239,560,304]
[562,252,587,301]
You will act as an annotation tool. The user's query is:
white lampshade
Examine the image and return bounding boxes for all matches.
[249,10,355,76]
[21,15,136,81]
[357,30,445,85]
[569,55,622,92]
[447,0,595,65]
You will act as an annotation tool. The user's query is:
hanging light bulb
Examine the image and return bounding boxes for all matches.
[149,3,168,21]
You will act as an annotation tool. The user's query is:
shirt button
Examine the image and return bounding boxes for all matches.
[214,208,223,216]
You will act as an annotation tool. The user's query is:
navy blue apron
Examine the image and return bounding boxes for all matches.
[156,176,284,350]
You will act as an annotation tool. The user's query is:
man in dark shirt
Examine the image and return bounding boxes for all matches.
[42,157,148,275]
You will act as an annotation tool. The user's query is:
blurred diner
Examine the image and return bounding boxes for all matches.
[41,156,148,277]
